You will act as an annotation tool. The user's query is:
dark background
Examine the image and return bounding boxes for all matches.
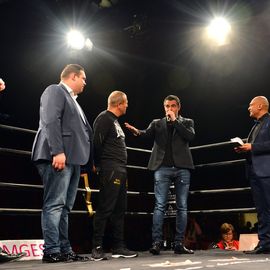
[0,0,268,251]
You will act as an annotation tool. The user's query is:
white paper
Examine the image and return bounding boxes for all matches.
[230,137,244,145]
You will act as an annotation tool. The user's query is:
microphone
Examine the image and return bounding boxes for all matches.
[166,115,171,122]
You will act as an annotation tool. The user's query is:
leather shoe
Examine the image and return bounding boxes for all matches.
[174,243,194,254]
[63,251,89,261]
[42,252,67,263]
[149,242,161,255]
[244,246,270,254]
[0,249,26,263]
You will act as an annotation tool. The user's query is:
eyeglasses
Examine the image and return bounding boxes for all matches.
[223,232,233,236]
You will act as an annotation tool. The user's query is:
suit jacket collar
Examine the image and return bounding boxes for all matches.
[59,83,90,128]
[247,113,270,142]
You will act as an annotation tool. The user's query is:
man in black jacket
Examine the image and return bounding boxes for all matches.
[125,95,195,255]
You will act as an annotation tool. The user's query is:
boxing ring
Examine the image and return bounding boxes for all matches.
[1,123,270,270]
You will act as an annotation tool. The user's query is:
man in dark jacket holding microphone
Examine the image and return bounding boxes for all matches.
[125,95,195,255]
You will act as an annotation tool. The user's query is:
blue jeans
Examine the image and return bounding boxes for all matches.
[152,166,190,244]
[36,162,80,254]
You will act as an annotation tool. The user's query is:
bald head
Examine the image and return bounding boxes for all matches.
[108,91,126,107]
[248,96,269,119]
[107,90,128,117]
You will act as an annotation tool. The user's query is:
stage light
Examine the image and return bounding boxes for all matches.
[67,30,85,50]
[206,17,231,46]
[85,38,93,51]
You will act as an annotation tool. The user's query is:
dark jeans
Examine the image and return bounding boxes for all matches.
[36,161,81,254]
[248,166,270,248]
[152,166,190,244]
[93,169,127,248]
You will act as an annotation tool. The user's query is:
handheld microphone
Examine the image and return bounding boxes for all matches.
[166,115,171,122]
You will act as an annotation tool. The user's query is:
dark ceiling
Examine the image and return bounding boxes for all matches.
[1,0,270,147]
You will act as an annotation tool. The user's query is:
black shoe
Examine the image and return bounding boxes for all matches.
[244,246,270,254]
[63,251,89,261]
[174,243,194,254]
[91,246,108,261]
[0,250,26,263]
[149,242,161,255]
[42,252,67,263]
[112,247,138,258]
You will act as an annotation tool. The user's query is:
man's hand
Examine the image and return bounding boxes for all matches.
[0,78,6,92]
[166,110,176,121]
[234,143,252,153]
[52,153,66,170]
[124,122,140,136]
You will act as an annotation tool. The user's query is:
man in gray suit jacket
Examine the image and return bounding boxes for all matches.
[125,95,195,255]
[32,64,93,263]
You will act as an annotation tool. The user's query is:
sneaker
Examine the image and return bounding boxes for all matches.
[174,243,194,254]
[111,247,138,258]
[42,252,67,263]
[149,242,161,255]
[91,246,108,261]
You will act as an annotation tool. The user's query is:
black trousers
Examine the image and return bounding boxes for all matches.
[93,169,127,248]
[248,166,270,248]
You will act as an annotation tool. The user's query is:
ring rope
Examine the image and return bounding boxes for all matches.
[0,124,252,216]
[0,181,251,194]
[0,207,256,214]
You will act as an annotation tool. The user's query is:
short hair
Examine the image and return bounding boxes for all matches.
[220,223,237,239]
[164,95,181,106]
[253,96,269,110]
[60,64,84,80]
[108,91,127,107]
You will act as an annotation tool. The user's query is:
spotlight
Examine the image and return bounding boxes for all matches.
[67,30,85,50]
[206,17,231,46]
[85,38,93,51]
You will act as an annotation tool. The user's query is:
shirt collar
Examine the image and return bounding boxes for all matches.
[61,82,78,99]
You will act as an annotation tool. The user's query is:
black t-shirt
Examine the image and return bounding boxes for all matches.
[161,121,175,167]
[93,110,127,171]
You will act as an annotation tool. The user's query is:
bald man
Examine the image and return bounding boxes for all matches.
[235,96,270,254]
[91,91,137,261]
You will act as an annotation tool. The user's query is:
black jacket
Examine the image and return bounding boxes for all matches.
[139,116,195,171]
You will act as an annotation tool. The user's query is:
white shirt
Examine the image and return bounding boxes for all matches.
[61,82,86,124]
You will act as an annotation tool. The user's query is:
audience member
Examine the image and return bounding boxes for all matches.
[216,223,239,250]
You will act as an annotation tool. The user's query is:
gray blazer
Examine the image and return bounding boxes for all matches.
[139,116,195,171]
[32,83,92,166]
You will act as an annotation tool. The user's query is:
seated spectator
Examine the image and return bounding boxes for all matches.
[216,223,239,250]
[241,221,252,233]
[250,222,258,233]
[184,215,203,250]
